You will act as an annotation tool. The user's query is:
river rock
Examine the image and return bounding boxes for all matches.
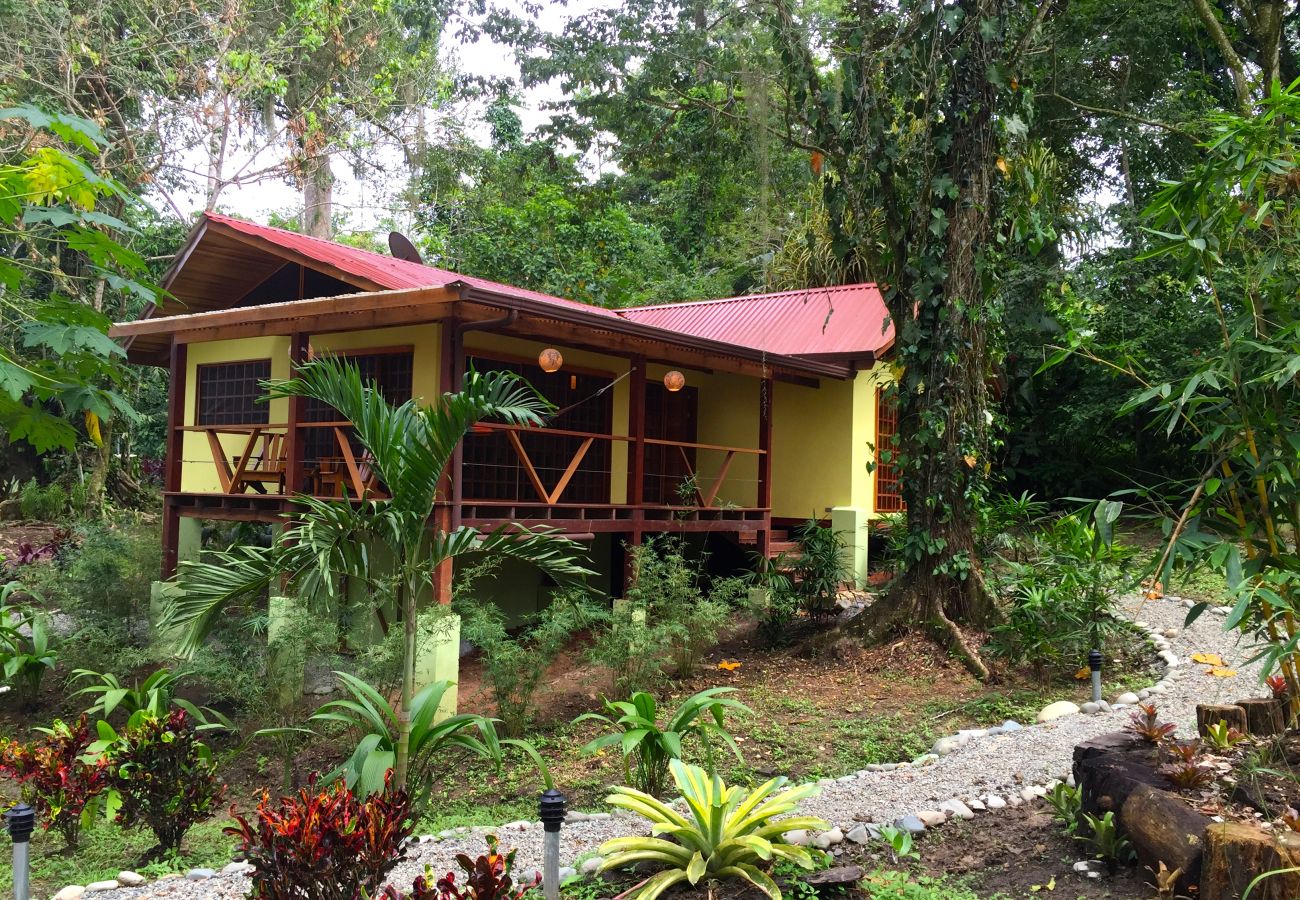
[579,857,604,876]
[1037,701,1081,722]
[186,869,216,881]
[986,795,1007,809]
[932,736,965,756]
[116,872,147,887]
[53,887,85,900]
[916,810,947,827]
[85,882,119,892]
[940,799,975,820]
[895,815,926,834]
[1114,692,1140,706]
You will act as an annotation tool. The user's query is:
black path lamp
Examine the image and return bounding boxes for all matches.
[1089,648,1103,705]
[539,788,567,900]
[6,803,35,900]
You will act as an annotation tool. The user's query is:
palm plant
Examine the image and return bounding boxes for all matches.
[70,666,232,731]
[598,758,828,900]
[306,671,547,795]
[576,687,750,797]
[162,356,593,787]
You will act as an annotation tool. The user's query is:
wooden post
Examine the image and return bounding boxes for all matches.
[627,356,646,510]
[433,320,461,605]
[161,341,187,579]
[757,377,774,561]
[284,332,309,496]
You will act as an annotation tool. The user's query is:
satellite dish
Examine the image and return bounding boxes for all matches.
[388,231,424,264]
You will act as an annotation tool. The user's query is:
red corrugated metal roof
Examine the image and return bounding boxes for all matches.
[617,284,892,357]
[202,213,889,356]
[205,212,619,318]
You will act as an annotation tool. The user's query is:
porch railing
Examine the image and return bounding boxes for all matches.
[181,422,766,510]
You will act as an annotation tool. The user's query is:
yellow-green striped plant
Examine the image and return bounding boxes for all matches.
[596,759,828,900]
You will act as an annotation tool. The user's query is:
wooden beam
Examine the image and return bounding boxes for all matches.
[284,332,309,495]
[111,286,458,340]
[204,428,234,493]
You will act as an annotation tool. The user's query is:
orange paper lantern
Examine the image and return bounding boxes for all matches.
[664,370,686,392]
[538,348,563,373]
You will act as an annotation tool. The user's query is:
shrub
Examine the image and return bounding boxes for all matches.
[0,717,107,849]
[459,588,603,737]
[1,609,57,710]
[19,479,67,522]
[228,774,414,900]
[988,503,1134,680]
[597,758,828,900]
[576,687,750,797]
[25,522,159,628]
[98,708,223,854]
[71,666,232,730]
[587,538,739,689]
[788,520,851,617]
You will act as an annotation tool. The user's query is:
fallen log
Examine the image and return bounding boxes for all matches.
[1119,783,1210,895]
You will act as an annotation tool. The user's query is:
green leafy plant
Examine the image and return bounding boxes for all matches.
[459,588,603,737]
[577,687,750,797]
[1044,783,1083,834]
[2,613,57,710]
[0,716,107,849]
[18,479,68,522]
[228,773,413,900]
[788,520,852,618]
[596,758,829,900]
[1129,703,1177,744]
[1078,811,1134,874]
[306,671,542,798]
[876,823,919,862]
[96,708,223,855]
[71,667,232,731]
[1203,720,1247,751]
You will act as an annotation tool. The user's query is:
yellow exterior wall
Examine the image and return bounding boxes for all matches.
[463,332,632,503]
[181,336,291,492]
[770,377,854,520]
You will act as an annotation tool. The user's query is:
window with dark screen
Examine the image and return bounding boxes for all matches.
[304,350,414,460]
[196,360,271,426]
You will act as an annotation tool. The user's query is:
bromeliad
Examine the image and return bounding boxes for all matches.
[596,759,827,900]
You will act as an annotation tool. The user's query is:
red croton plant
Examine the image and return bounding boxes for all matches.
[227,773,416,900]
[0,716,107,850]
[383,834,540,900]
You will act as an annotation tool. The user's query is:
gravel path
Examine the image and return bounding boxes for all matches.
[72,594,1260,900]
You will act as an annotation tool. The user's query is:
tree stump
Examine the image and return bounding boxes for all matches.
[1201,822,1300,900]
[1119,783,1210,894]
[1237,698,1285,737]
[1197,704,1248,737]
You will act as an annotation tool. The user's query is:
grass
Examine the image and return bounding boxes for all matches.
[0,819,237,897]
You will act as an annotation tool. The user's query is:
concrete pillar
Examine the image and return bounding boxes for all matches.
[414,611,461,719]
[149,517,203,655]
[831,506,870,588]
[267,594,306,709]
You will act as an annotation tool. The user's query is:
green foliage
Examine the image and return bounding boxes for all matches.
[859,871,988,900]
[597,759,829,900]
[1044,783,1083,834]
[586,538,735,690]
[18,479,68,521]
[1203,719,1247,751]
[1,602,58,709]
[988,503,1134,679]
[0,106,149,452]
[23,521,159,628]
[1078,811,1135,873]
[459,588,604,737]
[412,833,538,900]
[228,775,414,900]
[788,520,852,617]
[576,687,749,797]
[95,708,223,854]
[304,672,539,800]
[876,823,919,863]
[70,667,231,731]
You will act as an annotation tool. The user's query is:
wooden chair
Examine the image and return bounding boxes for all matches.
[231,432,288,495]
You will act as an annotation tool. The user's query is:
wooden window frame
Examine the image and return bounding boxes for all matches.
[195,358,272,426]
[874,387,905,513]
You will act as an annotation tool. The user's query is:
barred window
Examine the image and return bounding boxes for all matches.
[875,388,905,513]
[196,360,271,426]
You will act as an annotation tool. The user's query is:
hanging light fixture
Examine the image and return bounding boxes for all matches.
[664,370,686,392]
[538,348,563,373]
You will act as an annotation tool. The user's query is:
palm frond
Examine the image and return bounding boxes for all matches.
[164,547,278,655]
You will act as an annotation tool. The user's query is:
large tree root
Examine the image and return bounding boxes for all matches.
[836,592,993,681]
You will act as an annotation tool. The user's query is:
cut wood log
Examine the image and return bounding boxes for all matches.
[1237,698,1285,736]
[1119,783,1210,895]
[1073,733,1163,817]
[1200,822,1300,900]
[1197,704,1248,737]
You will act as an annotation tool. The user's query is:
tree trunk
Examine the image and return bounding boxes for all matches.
[302,150,333,239]
[848,0,1004,680]
[1197,703,1248,737]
